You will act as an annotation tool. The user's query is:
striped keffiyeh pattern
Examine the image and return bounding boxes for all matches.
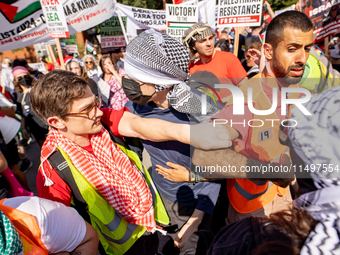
[289,85,340,254]
[41,128,155,230]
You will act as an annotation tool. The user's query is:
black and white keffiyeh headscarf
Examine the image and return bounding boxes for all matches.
[125,28,219,122]
[289,85,340,254]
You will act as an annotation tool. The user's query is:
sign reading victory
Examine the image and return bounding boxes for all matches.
[166,4,198,42]
[40,0,69,38]
[217,0,263,27]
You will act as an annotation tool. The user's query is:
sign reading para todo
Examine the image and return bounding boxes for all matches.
[40,0,70,38]
[217,0,263,27]
[166,4,198,43]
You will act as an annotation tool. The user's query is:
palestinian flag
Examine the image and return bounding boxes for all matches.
[86,40,94,53]
[0,0,41,24]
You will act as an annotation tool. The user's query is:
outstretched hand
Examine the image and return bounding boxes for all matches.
[190,122,233,150]
[156,162,189,182]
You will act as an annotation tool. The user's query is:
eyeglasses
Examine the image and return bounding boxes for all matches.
[63,96,102,119]
[85,61,93,64]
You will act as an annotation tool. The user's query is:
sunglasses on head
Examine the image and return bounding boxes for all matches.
[85,61,93,64]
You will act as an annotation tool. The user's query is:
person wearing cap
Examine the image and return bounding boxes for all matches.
[55,42,73,67]
[122,28,222,253]
[182,23,248,101]
[12,58,43,79]
[12,66,49,148]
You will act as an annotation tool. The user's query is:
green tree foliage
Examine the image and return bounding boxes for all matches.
[267,0,298,11]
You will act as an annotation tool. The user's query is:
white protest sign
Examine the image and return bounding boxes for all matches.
[0,0,115,52]
[166,4,198,42]
[217,0,263,27]
[117,4,166,37]
[180,0,216,30]
[28,62,46,72]
[40,0,69,38]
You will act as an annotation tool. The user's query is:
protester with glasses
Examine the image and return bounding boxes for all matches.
[66,58,98,96]
[82,54,102,80]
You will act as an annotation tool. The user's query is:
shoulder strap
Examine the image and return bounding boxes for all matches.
[48,150,108,255]
[101,122,128,148]
[101,121,144,161]
[48,150,90,223]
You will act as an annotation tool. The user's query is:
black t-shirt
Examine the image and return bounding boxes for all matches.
[87,78,98,96]
[16,91,48,129]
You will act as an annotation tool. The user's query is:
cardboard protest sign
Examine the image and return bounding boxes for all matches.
[100,15,126,53]
[301,0,340,42]
[0,0,115,51]
[217,0,263,27]
[40,0,69,38]
[166,4,198,42]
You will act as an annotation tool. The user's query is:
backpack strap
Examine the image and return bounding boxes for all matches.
[101,121,144,161]
[48,150,108,255]
[48,150,89,222]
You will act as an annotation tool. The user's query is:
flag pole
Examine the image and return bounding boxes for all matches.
[114,2,129,45]
[233,27,239,57]
[55,38,65,70]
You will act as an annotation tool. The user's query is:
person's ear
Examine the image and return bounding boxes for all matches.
[263,43,273,60]
[192,42,197,51]
[47,116,66,130]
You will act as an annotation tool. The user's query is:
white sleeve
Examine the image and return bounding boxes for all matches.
[3,197,87,254]
[0,93,16,109]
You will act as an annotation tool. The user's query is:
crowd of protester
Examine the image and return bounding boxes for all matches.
[0,7,340,255]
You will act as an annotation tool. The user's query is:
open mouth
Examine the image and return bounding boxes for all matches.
[290,68,304,77]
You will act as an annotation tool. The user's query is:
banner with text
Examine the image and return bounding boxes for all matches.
[40,0,69,38]
[100,15,127,53]
[301,0,340,42]
[0,0,115,52]
[60,33,77,53]
[217,0,263,27]
[116,3,167,37]
[166,4,198,42]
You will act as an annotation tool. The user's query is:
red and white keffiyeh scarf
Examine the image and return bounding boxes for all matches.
[40,128,155,230]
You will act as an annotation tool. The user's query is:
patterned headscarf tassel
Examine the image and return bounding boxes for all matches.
[41,160,54,186]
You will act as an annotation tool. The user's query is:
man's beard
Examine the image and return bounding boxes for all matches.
[272,52,305,85]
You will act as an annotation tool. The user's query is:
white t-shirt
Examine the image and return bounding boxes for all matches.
[3,197,86,254]
[0,115,20,144]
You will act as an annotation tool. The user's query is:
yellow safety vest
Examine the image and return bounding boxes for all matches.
[301,47,340,92]
[56,145,169,255]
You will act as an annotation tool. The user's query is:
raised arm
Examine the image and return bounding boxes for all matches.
[118,111,235,150]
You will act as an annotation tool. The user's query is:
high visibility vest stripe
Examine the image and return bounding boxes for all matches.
[95,222,138,245]
[106,211,122,232]
[248,180,268,186]
[234,181,269,200]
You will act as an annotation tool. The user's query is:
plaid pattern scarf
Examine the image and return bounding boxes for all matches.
[41,128,155,230]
